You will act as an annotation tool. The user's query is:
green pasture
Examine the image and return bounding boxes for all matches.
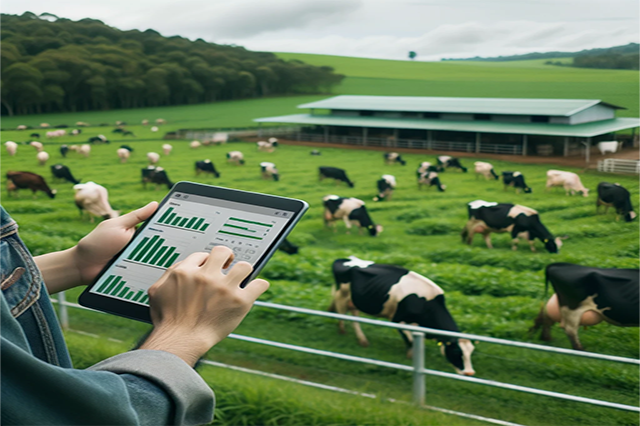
[2,135,638,425]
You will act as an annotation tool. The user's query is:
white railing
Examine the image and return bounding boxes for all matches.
[597,159,640,174]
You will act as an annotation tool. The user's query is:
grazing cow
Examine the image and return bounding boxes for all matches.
[70,129,81,136]
[151,126,159,132]
[79,144,91,158]
[546,170,589,197]
[195,160,221,177]
[418,171,446,192]
[461,200,563,253]
[373,174,396,201]
[37,151,50,166]
[190,140,201,149]
[17,125,28,130]
[319,167,354,188]
[142,119,149,125]
[5,141,17,156]
[310,150,321,156]
[156,118,166,125]
[260,162,279,181]
[60,145,69,158]
[329,256,475,375]
[532,263,639,350]
[73,182,119,222]
[122,131,135,137]
[6,171,56,199]
[69,145,80,153]
[51,164,80,184]
[226,151,245,165]
[117,148,130,163]
[30,133,40,138]
[323,195,382,236]
[30,141,44,152]
[40,123,51,128]
[76,122,89,127]
[384,152,406,166]
[596,182,636,222]
[141,166,173,190]
[112,128,124,134]
[474,162,499,180]
[278,239,299,255]
[88,135,109,144]
[162,144,173,155]
[257,140,278,152]
[437,156,468,172]
[120,145,134,152]
[416,161,442,178]
[46,129,66,138]
[268,137,278,144]
[502,171,532,194]
[147,152,160,165]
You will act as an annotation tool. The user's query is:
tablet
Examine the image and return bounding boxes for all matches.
[79,181,308,323]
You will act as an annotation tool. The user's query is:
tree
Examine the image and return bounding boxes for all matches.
[408,51,417,60]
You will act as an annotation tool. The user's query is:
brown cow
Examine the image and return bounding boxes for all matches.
[6,171,57,198]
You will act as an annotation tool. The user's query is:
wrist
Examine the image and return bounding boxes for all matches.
[139,325,216,367]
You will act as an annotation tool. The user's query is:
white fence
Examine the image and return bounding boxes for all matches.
[597,159,640,174]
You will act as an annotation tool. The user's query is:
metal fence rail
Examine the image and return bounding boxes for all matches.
[597,159,640,174]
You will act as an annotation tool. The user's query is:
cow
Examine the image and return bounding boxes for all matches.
[115,121,126,126]
[418,171,446,192]
[30,133,40,139]
[117,148,130,163]
[37,151,50,166]
[195,160,221,178]
[147,152,160,165]
[260,162,279,181]
[277,239,299,255]
[141,166,173,190]
[329,256,475,375]
[190,140,201,149]
[596,182,636,222]
[88,135,109,144]
[257,140,278,152]
[212,133,228,145]
[597,141,622,155]
[474,162,499,180]
[76,122,89,127]
[162,144,173,155]
[461,200,563,253]
[142,119,149,125]
[122,131,135,137]
[5,141,17,156]
[17,125,28,130]
[30,141,44,152]
[319,167,354,188]
[156,118,166,125]
[531,263,639,351]
[151,126,159,132]
[120,145,134,152]
[112,128,124,134]
[310,150,321,156]
[502,171,532,194]
[416,161,442,178]
[51,164,80,184]
[60,145,69,158]
[384,152,406,166]
[46,129,66,139]
[226,151,245,165]
[79,144,91,158]
[373,174,396,201]
[546,170,589,197]
[40,123,51,128]
[73,182,119,222]
[437,156,468,172]
[323,195,382,236]
[6,171,56,199]
[70,129,82,136]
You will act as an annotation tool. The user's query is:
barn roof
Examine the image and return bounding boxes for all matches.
[297,96,625,117]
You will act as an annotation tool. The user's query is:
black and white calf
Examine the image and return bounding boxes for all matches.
[195,160,221,177]
[329,256,475,375]
[319,167,354,188]
[474,162,499,180]
[532,263,639,350]
[461,200,562,253]
[384,152,406,165]
[323,195,382,236]
[373,174,396,201]
[417,171,446,192]
[50,164,81,184]
[437,156,467,172]
[141,166,173,190]
[596,182,636,222]
[260,162,279,181]
[502,171,532,194]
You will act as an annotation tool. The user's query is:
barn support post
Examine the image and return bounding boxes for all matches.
[393,128,399,147]
[564,137,569,157]
[363,127,368,146]
[324,126,329,143]
[586,137,591,164]
[258,123,263,138]
[58,292,69,330]
[522,134,528,156]
[475,132,481,154]
[412,332,425,406]
[632,127,637,148]
[427,130,433,150]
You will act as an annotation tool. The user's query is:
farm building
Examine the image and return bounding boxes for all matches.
[254,96,640,158]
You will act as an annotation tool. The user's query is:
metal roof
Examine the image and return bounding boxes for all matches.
[254,114,640,138]
[297,96,625,117]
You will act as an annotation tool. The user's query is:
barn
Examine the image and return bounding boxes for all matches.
[254,95,640,159]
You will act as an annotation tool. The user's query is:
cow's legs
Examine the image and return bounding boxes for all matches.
[349,310,369,347]
[332,284,350,334]
[483,232,493,249]
[342,216,352,234]
[530,302,555,341]
[559,294,609,351]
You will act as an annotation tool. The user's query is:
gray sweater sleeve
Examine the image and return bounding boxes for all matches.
[89,350,214,425]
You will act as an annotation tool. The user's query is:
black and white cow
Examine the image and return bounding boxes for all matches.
[384,152,406,166]
[418,171,446,192]
[319,167,354,188]
[596,182,636,222]
[323,195,382,236]
[437,156,467,172]
[226,151,245,165]
[195,160,221,178]
[461,200,562,253]
[373,174,396,201]
[502,171,532,194]
[88,135,109,144]
[329,256,475,375]
[141,166,173,190]
[416,161,442,178]
[50,164,81,184]
[260,162,279,181]
[120,145,134,152]
[60,145,69,158]
[310,150,321,156]
[278,239,299,255]
[532,263,639,350]
[474,162,499,180]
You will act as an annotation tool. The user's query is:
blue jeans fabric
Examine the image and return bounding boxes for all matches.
[0,206,214,425]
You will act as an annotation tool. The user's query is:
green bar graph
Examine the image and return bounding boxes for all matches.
[141,237,164,263]
[150,246,168,265]
[158,207,173,223]
[171,216,182,226]
[129,237,149,261]
[105,276,121,294]
[133,291,144,302]
[127,235,179,267]
[230,217,273,227]
[166,212,176,224]
[157,208,209,231]
[194,218,205,229]
[133,235,159,261]
[201,223,210,231]
[112,280,125,296]
[186,217,197,228]
[97,275,115,293]
[179,218,188,227]
[159,247,176,266]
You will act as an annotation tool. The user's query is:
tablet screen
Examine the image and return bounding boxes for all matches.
[89,191,295,305]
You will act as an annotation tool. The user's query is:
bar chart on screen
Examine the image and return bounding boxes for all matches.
[155,206,211,232]
[92,262,165,305]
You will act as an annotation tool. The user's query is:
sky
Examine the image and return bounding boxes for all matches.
[2,0,639,60]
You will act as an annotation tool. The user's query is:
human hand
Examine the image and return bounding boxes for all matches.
[140,246,269,366]
[73,202,158,286]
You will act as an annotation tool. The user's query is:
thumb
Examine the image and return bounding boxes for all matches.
[117,201,158,229]
[243,279,270,301]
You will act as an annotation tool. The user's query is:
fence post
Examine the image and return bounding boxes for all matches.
[412,332,425,406]
[58,291,69,330]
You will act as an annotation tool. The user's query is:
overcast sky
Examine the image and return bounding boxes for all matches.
[3,0,639,60]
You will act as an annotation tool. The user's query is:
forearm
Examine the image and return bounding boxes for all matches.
[34,247,83,294]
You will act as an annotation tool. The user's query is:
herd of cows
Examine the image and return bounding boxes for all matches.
[3,132,639,375]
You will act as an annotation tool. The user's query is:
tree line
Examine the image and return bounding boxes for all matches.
[1,12,345,116]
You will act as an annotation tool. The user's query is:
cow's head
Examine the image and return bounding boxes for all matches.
[581,188,590,197]
[48,189,57,199]
[544,237,564,253]
[625,211,637,222]
[367,224,383,236]
[523,187,532,194]
[439,339,475,376]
